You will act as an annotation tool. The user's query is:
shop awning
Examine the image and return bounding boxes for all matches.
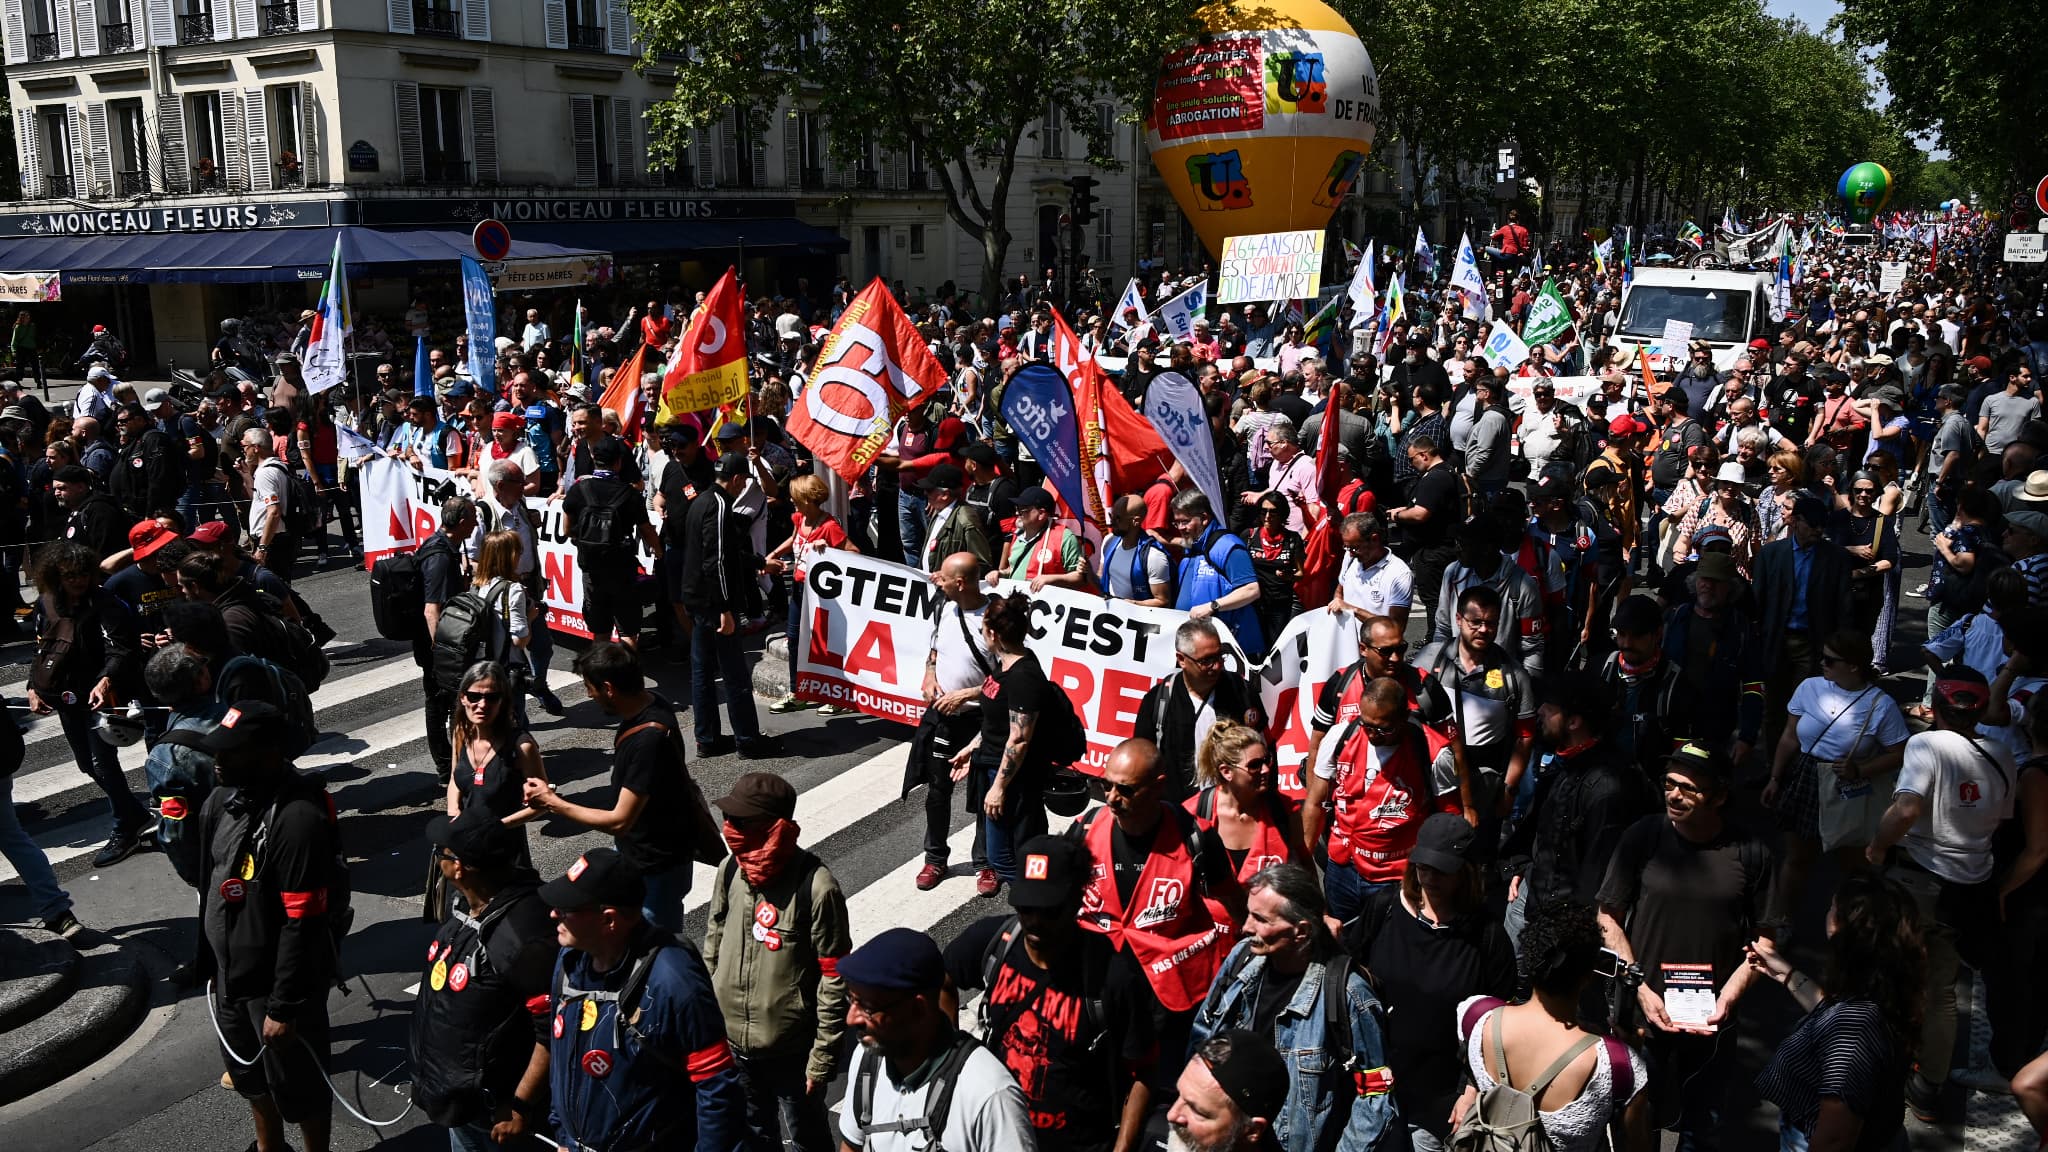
[507,217,849,257]
[0,226,609,285]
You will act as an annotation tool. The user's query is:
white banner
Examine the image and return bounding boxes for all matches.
[358,455,423,561]
[1151,281,1208,342]
[1144,371,1225,521]
[0,271,61,301]
[486,254,615,292]
[1250,609,1359,793]
[1878,261,1907,293]
[1218,230,1325,304]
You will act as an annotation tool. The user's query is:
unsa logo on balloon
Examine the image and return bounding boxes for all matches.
[1265,53,1328,114]
[1187,151,1254,211]
[1313,150,1365,208]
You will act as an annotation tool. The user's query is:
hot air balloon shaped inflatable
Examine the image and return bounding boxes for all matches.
[1836,162,1894,223]
[1145,0,1378,259]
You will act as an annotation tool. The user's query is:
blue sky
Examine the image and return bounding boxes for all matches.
[1767,0,1841,33]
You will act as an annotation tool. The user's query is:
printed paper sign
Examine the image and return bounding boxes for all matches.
[1218,230,1326,304]
[1653,319,1694,359]
[1877,262,1907,293]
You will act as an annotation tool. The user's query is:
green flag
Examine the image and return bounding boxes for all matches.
[1521,278,1574,345]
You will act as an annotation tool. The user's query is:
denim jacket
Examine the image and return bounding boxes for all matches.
[1189,938,1399,1152]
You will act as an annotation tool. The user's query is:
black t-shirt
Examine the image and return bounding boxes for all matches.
[1247,526,1304,607]
[572,437,644,486]
[656,457,713,545]
[610,700,692,876]
[1108,813,1232,910]
[977,652,1054,787]
[1594,815,1775,993]
[944,915,1156,1145]
[1407,464,1461,548]
[1250,963,1305,1035]
[1348,890,1517,1138]
[105,563,176,636]
[1272,392,1312,429]
[561,474,647,574]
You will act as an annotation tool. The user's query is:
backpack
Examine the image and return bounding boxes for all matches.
[269,608,332,692]
[1448,998,1634,1152]
[552,931,710,1075]
[174,654,319,760]
[977,913,1108,1052]
[572,486,631,560]
[1101,535,1175,604]
[263,458,317,538]
[1036,674,1088,770]
[210,776,355,988]
[430,582,515,696]
[371,535,453,641]
[852,1026,984,1148]
[28,597,77,696]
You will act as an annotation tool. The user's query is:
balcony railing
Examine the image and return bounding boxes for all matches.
[799,165,825,190]
[565,24,603,51]
[258,2,296,34]
[413,3,459,36]
[855,168,879,190]
[40,173,74,197]
[100,21,134,50]
[27,32,58,60]
[422,157,472,185]
[176,13,211,43]
[190,165,225,192]
[116,170,146,196]
[275,162,304,188]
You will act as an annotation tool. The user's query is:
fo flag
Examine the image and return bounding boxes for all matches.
[1001,363,1089,524]
[786,278,949,485]
[659,268,747,420]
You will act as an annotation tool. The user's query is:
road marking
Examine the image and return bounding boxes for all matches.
[844,812,1078,946]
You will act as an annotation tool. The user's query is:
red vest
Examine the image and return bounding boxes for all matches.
[1327,722,1459,882]
[1185,788,1298,888]
[1077,806,1228,1012]
[1023,524,1076,580]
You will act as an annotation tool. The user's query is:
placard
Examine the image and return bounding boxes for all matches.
[1877,262,1907,293]
[1217,229,1325,303]
[1653,318,1694,359]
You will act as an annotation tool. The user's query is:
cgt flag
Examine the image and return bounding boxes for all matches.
[658,267,747,420]
[786,278,950,485]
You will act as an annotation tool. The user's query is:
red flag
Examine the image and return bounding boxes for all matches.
[1294,379,1347,608]
[599,341,649,444]
[785,279,949,485]
[657,268,747,422]
[1928,230,1938,275]
[1048,310,1171,496]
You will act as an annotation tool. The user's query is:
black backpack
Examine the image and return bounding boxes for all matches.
[572,487,632,561]
[263,458,318,537]
[370,535,452,641]
[1036,675,1088,769]
[430,581,515,695]
[163,654,320,761]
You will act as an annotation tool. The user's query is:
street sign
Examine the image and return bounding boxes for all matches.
[2035,173,2048,216]
[2005,233,2046,264]
[472,218,512,262]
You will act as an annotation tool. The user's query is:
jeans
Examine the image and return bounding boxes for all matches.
[1409,1124,1449,1152]
[982,764,1047,884]
[1322,859,1396,924]
[1889,861,1991,1086]
[786,578,807,688]
[735,1047,834,1152]
[1504,877,1529,951]
[448,1122,495,1152]
[640,863,690,937]
[312,463,360,551]
[0,771,70,920]
[58,700,147,832]
[415,639,455,783]
[898,491,929,567]
[525,618,554,692]
[691,621,762,744]
[1927,488,1955,537]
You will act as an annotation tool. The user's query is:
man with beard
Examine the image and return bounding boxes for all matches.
[1163,1031,1290,1152]
[838,927,1034,1152]
[943,835,1157,1152]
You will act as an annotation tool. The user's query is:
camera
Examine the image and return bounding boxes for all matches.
[1593,947,1644,989]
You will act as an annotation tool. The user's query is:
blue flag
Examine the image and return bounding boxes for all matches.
[412,333,432,398]
[460,256,498,395]
[999,363,1088,523]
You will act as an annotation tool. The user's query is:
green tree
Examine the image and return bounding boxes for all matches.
[632,0,1201,309]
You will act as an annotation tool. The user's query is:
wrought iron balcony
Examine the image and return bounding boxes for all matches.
[116,171,146,196]
[176,13,212,43]
[100,21,134,50]
[413,3,459,37]
[422,157,472,185]
[258,2,296,34]
[28,32,58,60]
[190,164,225,192]
[566,24,603,51]
[275,162,304,188]
[40,172,73,197]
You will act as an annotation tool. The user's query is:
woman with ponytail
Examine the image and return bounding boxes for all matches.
[1187,720,1308,892]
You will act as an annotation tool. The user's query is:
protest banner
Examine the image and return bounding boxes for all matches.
[1001,362,1090,525]
[460,255,499,394]
[1878,261,1907,293]
[1653,318,1694,359]
[1144,371,1225,519]
[1217,229,1325,303]
[657,267,747,420]
[1503,375,1608,409]
[1480,320,1532,369]
[1251,609,1359,793]
[1151,281,1209,342]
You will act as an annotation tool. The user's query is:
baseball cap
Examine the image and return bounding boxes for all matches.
[960,441,997,468]
[87,364,111,381]
[1610,594,1662,634]
[539,847,646,911]
[714,421,749,442]
[1408,812,1476,874]
[1665,742,1733,787]
[1606,413,1648,437]
[491,411,524,432]
[714,452,751,480]
[1967,355,1994,373]
[916,462,965,491]
[128,520,178,562]
[143,387,174,407]
[1011,486,1055,512]
[838,927,945,992]
[2006,510,2048,540]
[189,520,231,545]
[1200,1029,1291,1124]
[1695,552,1740,583]
[429,806,527,871]
[1747,338,1771,351]
[445,380,474,398]
[1931,667,1991,713]
[1534,460,1576,497]
[713,772,798,823]
[1691,523,1734,552]
[198,700,293,758]
[1008,835,1084,909]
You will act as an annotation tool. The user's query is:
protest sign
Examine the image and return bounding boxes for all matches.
[1878,262,1907,293]
[1654,318,1694,359]
[1217,230,1325,303]
[1481,320,1532,369]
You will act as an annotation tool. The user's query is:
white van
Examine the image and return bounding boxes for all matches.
[1606,266,1775,374]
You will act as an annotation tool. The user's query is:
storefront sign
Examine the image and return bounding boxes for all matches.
[0,200,334,238]
[356,196,799,226]
[0,271,62,301]
[484,254,614,291]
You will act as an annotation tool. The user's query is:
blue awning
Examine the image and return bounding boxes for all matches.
[508,217,849,256]
[0,225,607,285]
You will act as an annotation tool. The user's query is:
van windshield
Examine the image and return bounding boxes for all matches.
[1617,286,1751,343]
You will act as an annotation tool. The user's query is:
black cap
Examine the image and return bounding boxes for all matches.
[53,464,94,485]
[199,700,293,757]
[715,452,751,480]
[1201,1029,1291,1123]
[1011,486,1055,512]
[1539,668,1612,725]
[960,442,997,468]
[538,847,646,911]
[837,927,945,992]
[1408,812,1476,874]
[590,436,625,467]
[1664,742,1732,787]
[429,805,526,871]
[1609,594,1663,635]
[1008,835,1084,909]
[1534,460,1577,498]
[917,462,965,491]
[713,771,798,822]
[116,401,147,422]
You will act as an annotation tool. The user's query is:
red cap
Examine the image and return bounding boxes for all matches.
[128,520,178,561]
[1607,414,1648,436]
[188,521,231,545]
[1748,338,1770,350]
[492,412,525,432]
[1967,355,1994,373]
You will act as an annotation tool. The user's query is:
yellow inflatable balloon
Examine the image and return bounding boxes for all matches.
[1145,0,1379,260]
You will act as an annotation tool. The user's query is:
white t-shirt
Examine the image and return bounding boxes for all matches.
[250,458,290,541]
[931,600,993,695]
[1786,679,1910,763]
[1339,551,1414,617]
[1895,729,2016,884]
[1101,537,1170,601]
[838,1036,1035,1152]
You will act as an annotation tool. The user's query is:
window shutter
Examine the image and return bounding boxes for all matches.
[691,117,714,189]
[210,0,231,41]
[469,87,498,183]
[605,0,627,54]
[219,91,245,187]
[3,0,24,64]
[394,81,423,183]
[75,0,98,55]
[243,88,270,191]
[53,0,73,57]
[15,109,39,198]
[385,0,411,34]
[461,0,487,41]
[542,0,564,48]
[887,147,905,191]
[145,0,171,45]
[780,107,797,189]
[569,94,597,189]
[67,107,88,193]
[297,80,320,183]
[610,97,633,185]
[233,0,255,38]
[717,107,737,186]
[295,0,315,30]
[86,103,112,194]
[154,92,184,191]
[832,129,855,188]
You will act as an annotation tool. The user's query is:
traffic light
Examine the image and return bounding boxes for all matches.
[1069,175,1098,226]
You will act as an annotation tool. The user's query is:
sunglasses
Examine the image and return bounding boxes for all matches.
[1360,719,1400,737]
[1102,778,1156,797]
[1661,776,1707,797]
[462,690,503,704]
[1236,756,1273,773]
[1369,642,1407,658]
[1852,487,1876,496]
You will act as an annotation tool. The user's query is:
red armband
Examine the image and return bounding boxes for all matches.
[819,956,842,979]
[686,1039,736,1081]
[279,888,328,918]
[525,994,551,1016]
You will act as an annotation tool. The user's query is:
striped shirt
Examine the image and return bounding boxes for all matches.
[1755,998,1904,1148]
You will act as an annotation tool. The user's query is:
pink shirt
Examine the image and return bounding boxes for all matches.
[1268,452,1319,534]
